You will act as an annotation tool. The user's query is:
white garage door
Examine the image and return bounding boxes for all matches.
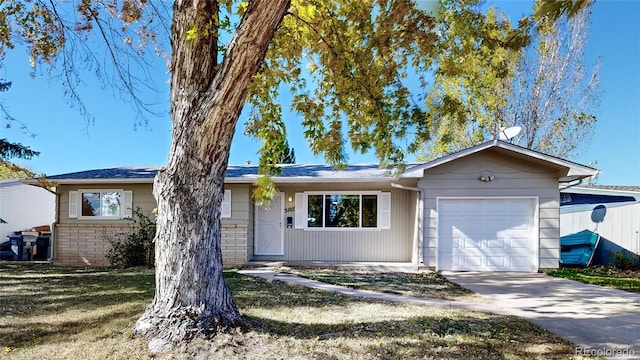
[438,198,537,271]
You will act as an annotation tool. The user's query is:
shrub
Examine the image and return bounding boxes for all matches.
[611,251,640,271]
[105,208,156,267]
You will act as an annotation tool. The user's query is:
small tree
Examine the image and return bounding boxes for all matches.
[277,140,296,164]
[419,0,598,160]
[0,80,41,179]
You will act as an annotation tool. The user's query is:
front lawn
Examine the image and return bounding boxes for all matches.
[545,266,640,293]
[0,263,594,359]
[283,266,487,302]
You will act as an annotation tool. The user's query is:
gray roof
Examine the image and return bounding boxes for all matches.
[33,141,605,186]
[46,167,159,181]
[41,164,402,184]
[575,184,640,193]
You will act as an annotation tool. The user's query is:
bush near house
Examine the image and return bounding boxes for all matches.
[105,208,156,267]
[611,251,640,271]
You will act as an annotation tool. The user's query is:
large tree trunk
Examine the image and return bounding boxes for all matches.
[133,0,290,345]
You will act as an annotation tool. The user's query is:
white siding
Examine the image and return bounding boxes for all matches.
[0,180,55,239]
[561,203,640,256]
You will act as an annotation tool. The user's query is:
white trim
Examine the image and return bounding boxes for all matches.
[435,196,540,272]
[28,177,397,186]
[221,189,232,218]
[294,193,306,229]
[25,178,155,185]
[378,192,391,230]
[301,191,389,231]
[254,193,285,255]
[227,178,395,184]
[561,186,640,199]
[401,140,597,181]
[68,191,78,218]
[304,190,383,195]
[122,190,133,218]
[77,189,126,220]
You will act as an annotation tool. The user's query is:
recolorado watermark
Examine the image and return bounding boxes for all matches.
[576,346,636,358]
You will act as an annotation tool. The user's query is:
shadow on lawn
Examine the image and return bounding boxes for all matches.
[0,264,154,316]
[0,306,144,349]
[0,263,155,349]
[0,265,581,359]
[226,270,361,308]
[243,314,498,339]
[241,314,575,360]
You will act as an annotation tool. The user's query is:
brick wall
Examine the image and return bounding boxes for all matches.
[54,222,249,267]
[54,223,130,267]
[221,223,249,266]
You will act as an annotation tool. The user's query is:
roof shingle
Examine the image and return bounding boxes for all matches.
[44,163,401,183]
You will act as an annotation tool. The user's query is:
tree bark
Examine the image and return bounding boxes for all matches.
[133,0,290,345]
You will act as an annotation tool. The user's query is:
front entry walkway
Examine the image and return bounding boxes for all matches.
[239,267,640,360]
[238,268,501,313]
[443,272,640,359]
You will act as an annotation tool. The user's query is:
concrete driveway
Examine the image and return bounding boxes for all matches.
[443,272,640,359]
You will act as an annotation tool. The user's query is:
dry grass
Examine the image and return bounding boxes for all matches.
[0,263,595,359]
[282,266,488,302]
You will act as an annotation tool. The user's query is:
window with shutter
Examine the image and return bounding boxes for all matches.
[221,190,232,218]
[298,191,390,230]
[69,191,78,218]
[75,189,128,219]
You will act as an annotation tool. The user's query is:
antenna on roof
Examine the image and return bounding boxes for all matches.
[498,126,522,142]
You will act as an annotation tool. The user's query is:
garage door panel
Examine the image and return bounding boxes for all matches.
[487,256,506,267]
[510,237,530,248]
[438,198,537,272]
[509,256,532,269]
[463,237,481,249]
[487,239,506,248]
[464,257,482,267]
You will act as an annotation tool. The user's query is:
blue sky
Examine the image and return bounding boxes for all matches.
[1,0,639,185]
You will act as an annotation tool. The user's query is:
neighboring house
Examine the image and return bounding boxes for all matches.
[560,185,640,264]
[27,140,597,271]
[0,179,55,241]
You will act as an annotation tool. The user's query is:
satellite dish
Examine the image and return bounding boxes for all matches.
[591,204,607,223]
[499,126,522,141]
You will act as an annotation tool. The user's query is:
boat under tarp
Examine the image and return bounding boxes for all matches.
[560,230,600,267]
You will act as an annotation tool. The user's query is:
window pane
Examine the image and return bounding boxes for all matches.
[101,192,121,217]
[307,195,323,227]
[325,195,360,228]
[81,192,101,216]
[362,195,377,228]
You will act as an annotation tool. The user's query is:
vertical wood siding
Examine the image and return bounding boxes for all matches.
[561,203,640,257]
[418,150,561,269]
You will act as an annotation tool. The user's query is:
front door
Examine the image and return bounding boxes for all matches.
[254,193,284,255]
